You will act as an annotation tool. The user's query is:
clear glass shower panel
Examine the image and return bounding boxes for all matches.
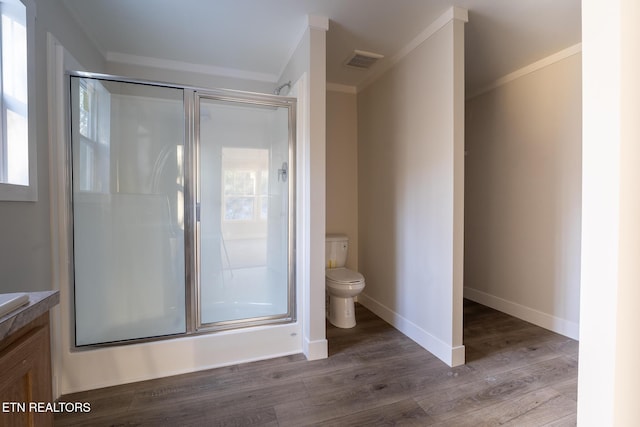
[71,77,186,345]
[199,98,290,325]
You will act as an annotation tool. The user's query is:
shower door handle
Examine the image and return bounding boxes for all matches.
[278,162,288,182]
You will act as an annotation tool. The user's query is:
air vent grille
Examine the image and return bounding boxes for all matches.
[344,50,384,69]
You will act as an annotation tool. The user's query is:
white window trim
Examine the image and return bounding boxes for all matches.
[0,0,36,201]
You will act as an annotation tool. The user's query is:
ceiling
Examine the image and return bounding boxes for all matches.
[61,0,581,94]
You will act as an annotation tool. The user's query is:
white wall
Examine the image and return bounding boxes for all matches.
[0,0,104,294]
[357,11,466,366]
[578,0,640,424]
[277,15,328,361]
[464,50,582,339]
[326,90,358,270]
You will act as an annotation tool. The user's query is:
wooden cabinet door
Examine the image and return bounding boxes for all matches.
[0,320,53,427]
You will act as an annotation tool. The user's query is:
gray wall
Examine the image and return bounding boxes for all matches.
[0,1,104,293]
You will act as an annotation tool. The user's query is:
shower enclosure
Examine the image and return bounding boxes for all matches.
[69,74,296,346]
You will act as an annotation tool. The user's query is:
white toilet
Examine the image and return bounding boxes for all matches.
[325,234,366,328]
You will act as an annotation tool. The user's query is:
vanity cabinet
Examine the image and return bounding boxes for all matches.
[0,292,59,427]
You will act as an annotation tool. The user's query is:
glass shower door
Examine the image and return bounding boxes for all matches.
[198,96,294,327]
[70,75,296,347]
[71,77,186,345]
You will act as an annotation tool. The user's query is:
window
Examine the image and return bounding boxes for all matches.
[0,0,35,201]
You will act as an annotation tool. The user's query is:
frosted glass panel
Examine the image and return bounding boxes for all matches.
[199,99,290,324]
[71,77,185,345]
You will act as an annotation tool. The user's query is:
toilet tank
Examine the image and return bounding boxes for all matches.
[326,234,348,268]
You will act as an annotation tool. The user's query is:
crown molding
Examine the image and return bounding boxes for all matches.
[106,51,279,83]
[357,6,468,93]
[467,43,582,100]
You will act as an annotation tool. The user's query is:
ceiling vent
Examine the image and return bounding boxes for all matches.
[344,49,384,70]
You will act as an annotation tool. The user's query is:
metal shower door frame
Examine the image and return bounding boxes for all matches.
[191,89,297,332]
[67,71,297,348]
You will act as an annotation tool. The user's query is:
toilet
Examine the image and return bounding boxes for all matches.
[325,234,366,328]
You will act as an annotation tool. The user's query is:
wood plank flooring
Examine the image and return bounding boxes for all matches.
[54,300,578,426]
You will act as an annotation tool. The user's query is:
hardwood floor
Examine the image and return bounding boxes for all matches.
[54,300,578,426]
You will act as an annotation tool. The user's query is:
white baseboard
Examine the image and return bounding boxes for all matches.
[304,337,328,360]
[358,293,465,367]
[464,287,579,340]
[450,345,466,367]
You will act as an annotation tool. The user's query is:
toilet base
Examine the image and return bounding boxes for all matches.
[328,295,356,328]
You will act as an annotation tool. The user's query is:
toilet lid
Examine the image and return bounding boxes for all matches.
[326,267,364,284]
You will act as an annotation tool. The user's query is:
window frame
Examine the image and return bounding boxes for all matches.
[0,0,36,201]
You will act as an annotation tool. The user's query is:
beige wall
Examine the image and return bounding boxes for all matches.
[326,90,358,270]
[357,17,466,366]
[464,52,582,339]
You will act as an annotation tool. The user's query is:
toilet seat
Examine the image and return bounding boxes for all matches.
[326,267,364,285]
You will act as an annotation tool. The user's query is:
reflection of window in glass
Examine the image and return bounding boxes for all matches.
[224,170,256,220]
[76,79,110,193]
[0,0,28,186]
[79,82,91,138]
[259,170,268,220]
[222,148,269,222]
[176,145,184,230]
